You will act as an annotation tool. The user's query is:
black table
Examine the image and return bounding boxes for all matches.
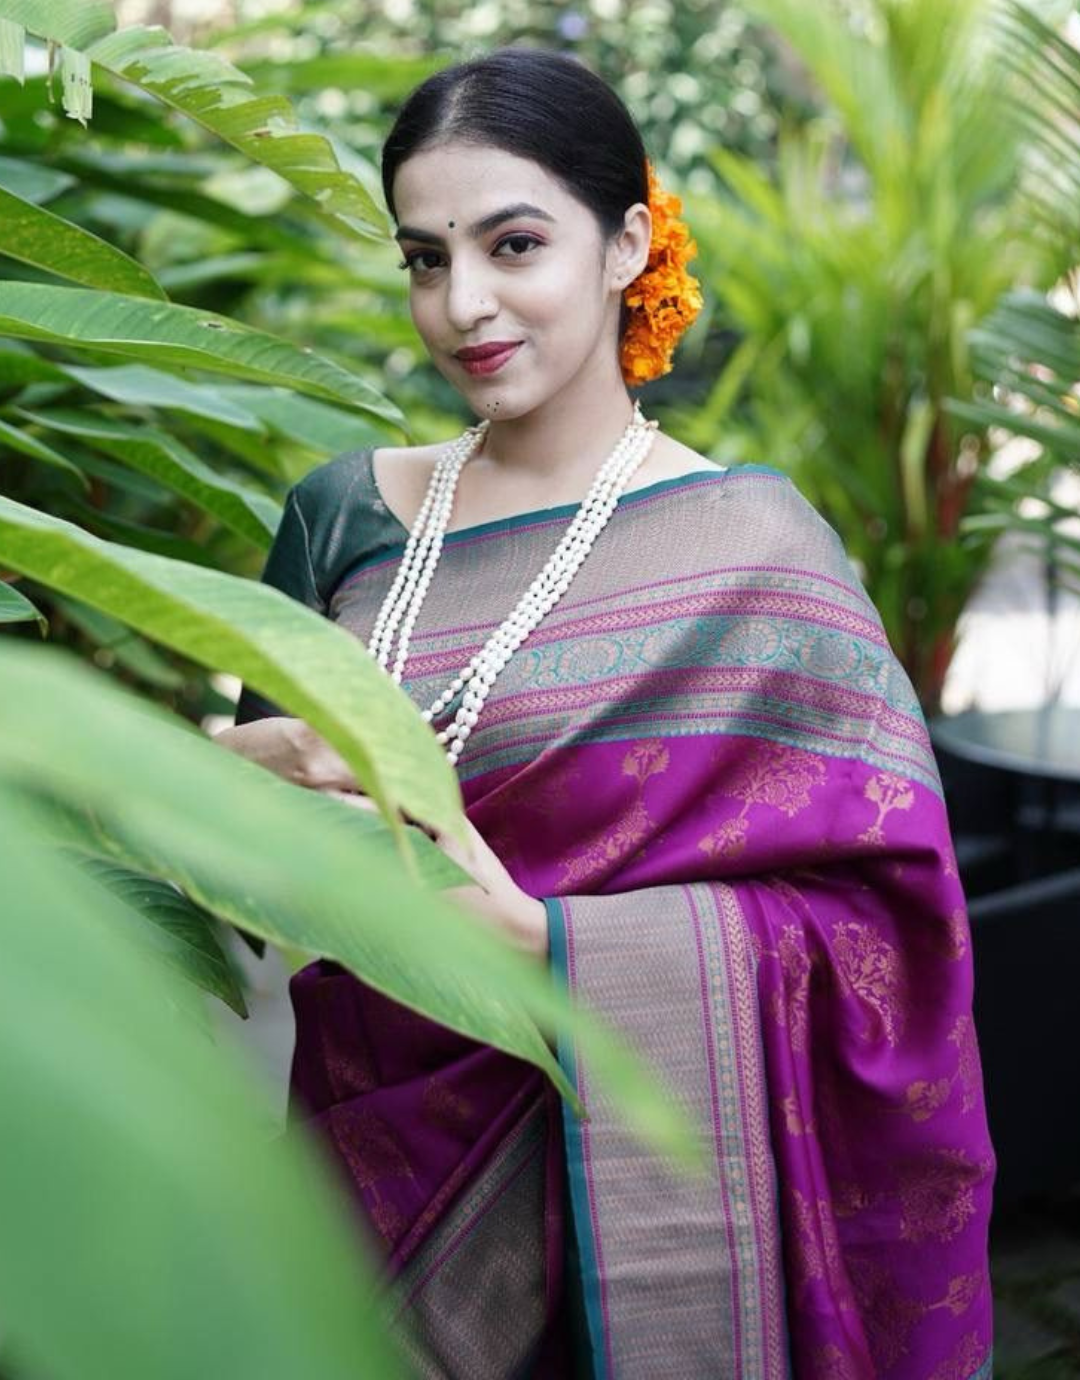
[930,706,1080,1205]
[930,706,1080,881]
[930,705,1080,784]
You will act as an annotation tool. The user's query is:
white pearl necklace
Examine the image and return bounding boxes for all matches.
[368,402,659,766]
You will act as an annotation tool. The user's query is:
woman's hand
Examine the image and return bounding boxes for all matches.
[214,720,547,958]
[323,790,548,961]
[213,718,360,793]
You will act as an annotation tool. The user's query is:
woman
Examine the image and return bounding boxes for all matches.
[218,47,995,1380]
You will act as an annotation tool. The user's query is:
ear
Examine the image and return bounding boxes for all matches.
[606,201,651,292]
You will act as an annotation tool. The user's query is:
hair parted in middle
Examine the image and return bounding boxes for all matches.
[380,47,649,341]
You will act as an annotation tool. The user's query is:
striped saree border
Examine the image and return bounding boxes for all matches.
[546,886,790,1380]
[387,1097,549,1379]
[547,897,615,1380]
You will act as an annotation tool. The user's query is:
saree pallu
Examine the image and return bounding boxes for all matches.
[247,456,995,1379]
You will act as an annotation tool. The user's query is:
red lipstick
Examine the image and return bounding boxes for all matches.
[454,341,522,375]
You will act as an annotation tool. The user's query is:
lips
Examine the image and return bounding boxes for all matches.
[455,340,522,360]
[454,341,522,376]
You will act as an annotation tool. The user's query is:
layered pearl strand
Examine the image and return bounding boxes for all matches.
[368,402,659,766]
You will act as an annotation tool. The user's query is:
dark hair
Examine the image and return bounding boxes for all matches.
[381,47,648,261]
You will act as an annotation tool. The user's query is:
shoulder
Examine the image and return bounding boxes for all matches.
[285,443,409,602]
[368,441,443,526]
[637,430,721,485]
[677,458,870,605]
[290,445,378,512]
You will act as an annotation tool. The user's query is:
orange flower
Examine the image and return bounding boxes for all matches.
[619,159,704,387]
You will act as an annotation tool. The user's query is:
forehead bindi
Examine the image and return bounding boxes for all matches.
[394,200,558,247]
[393,146,569,242]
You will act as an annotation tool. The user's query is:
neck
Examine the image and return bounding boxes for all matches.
[470,350,638,483]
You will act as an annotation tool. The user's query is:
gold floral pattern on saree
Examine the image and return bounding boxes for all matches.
[832,1179,872,1218]
[850,1256,925,1370]
[622,740,670,783]
[321,1020,376,1101]
[948,1014,981,1114]
[831,920,906,1046]
[781,1092,815,1136]
[897,1150,978,1244]
[771,923,811,1054]
[928,1331,987,1380]
[329,1106,415,1242]
[370,1197,407,1241]
[421,1075,474,1132]
[858,771,915,846]
[930,1270,986,1318]
[941,907,970,961]
[812,1344,862,1380]
[698,741,826,859]
[902,1077,953,1123]
[561,797,652,887]
[790,1187,851,1306]
[560,741,667,886]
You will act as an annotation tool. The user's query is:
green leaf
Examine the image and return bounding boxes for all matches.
[0,640,701,1169]
[59,42,92,123]
[52,592,186,689]
[20,407,280,546]
[0,413,88,485]
[154,250,273,292]
[14,791,250,1015]
[0,181,165,295]
[63,500,221,565]
[0,281,403,426]
[74,853,248,1017]
[85,25,391,243]
[0,152,75,203]
[0,578,46,631]
[0,0,114,47]
[0,338,70,386]
[0,15,23,82]
[0,790,409,1380]
[53,148,319,253]
[62,363,265,430]
[217,383,394,455]
[0,493,463,843]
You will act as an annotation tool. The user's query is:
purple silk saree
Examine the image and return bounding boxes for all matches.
[258,457,994,1378]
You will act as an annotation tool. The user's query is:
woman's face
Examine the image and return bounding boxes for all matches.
[391,141,639,421]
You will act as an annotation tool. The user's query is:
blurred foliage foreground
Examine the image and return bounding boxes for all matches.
[1,0,1080,1375]
[0,6,693,1379]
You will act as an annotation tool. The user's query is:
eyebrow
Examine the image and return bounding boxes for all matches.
[394,202,556,246]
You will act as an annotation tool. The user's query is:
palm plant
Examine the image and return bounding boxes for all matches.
[680,0,1076,711]
[945,4,1080,603]
[0,9,693,1376]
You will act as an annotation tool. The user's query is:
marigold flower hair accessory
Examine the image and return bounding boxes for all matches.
[619,159,704,387]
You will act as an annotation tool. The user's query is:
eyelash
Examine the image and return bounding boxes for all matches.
[397,233,544,275]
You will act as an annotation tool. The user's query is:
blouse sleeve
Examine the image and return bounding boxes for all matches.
[232,486,324,725]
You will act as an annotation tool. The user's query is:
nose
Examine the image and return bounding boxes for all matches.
[444,254,497,333]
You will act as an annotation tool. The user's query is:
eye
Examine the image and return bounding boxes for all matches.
[493,233,542,259]
[398,249,445,275]
[396,233,542,277]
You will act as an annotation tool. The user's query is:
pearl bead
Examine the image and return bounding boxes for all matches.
[370,405,655,764]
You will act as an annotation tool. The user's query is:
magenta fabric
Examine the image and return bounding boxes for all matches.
[276,464,994,1377]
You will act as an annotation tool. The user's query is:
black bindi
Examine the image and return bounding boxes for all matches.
[448,219,455,228]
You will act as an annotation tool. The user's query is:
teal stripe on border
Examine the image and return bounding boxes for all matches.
[545,895,609,1380]
[338,467,734,582]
